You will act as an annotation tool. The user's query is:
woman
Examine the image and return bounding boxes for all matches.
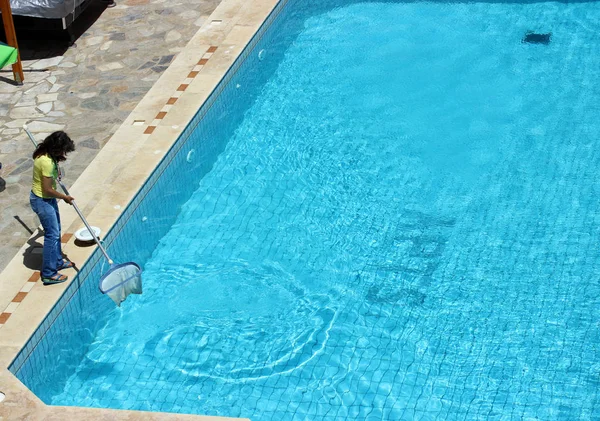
[30,131,76,285]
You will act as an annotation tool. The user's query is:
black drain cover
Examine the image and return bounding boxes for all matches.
[523,32,551,45]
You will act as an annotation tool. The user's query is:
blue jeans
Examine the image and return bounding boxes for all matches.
[30,192,64,278]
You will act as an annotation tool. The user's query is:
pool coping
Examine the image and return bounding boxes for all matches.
[0,0,279,418]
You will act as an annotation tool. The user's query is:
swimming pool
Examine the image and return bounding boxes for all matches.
[11,0,600,419]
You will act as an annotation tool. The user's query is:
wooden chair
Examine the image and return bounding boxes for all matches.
[0,0,24,84]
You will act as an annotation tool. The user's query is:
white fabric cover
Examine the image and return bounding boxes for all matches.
[9,0,85,19]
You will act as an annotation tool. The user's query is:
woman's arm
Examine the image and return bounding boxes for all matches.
[41,176,75,205]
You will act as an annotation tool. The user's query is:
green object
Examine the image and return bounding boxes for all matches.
[0,42,18,69]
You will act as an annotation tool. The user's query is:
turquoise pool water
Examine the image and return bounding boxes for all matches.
[21,0,600,419]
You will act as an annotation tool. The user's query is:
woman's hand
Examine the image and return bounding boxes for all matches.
[42,176,75,204]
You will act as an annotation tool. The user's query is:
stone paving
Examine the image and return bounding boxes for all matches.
[0,0,221,272]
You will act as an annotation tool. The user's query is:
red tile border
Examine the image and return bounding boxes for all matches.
[188,71,199,78]
[28,272,40,282]
[167,97,178,105]
[177,84,188,92]
[207,46,218,53]
[13,292,27,303]
[61,233,73,243]
[155,111,167,119]
[144,126,156,135]
[198,58,208,65]
[0,313,11,324]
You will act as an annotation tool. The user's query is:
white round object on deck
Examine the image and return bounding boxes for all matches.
[75,226,101,242]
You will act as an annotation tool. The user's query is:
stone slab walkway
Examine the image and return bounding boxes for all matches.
[0,0,221,272]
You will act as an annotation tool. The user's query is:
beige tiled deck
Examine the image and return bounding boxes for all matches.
[0,0,279,418]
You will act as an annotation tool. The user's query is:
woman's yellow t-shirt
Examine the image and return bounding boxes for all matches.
[31,155,57,198]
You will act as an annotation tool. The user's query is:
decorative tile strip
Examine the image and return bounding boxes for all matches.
[13,292,27,303]
[0,272,40,327]
[143,46,218,134]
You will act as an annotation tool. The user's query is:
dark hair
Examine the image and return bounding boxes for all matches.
[32,131,75,163]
